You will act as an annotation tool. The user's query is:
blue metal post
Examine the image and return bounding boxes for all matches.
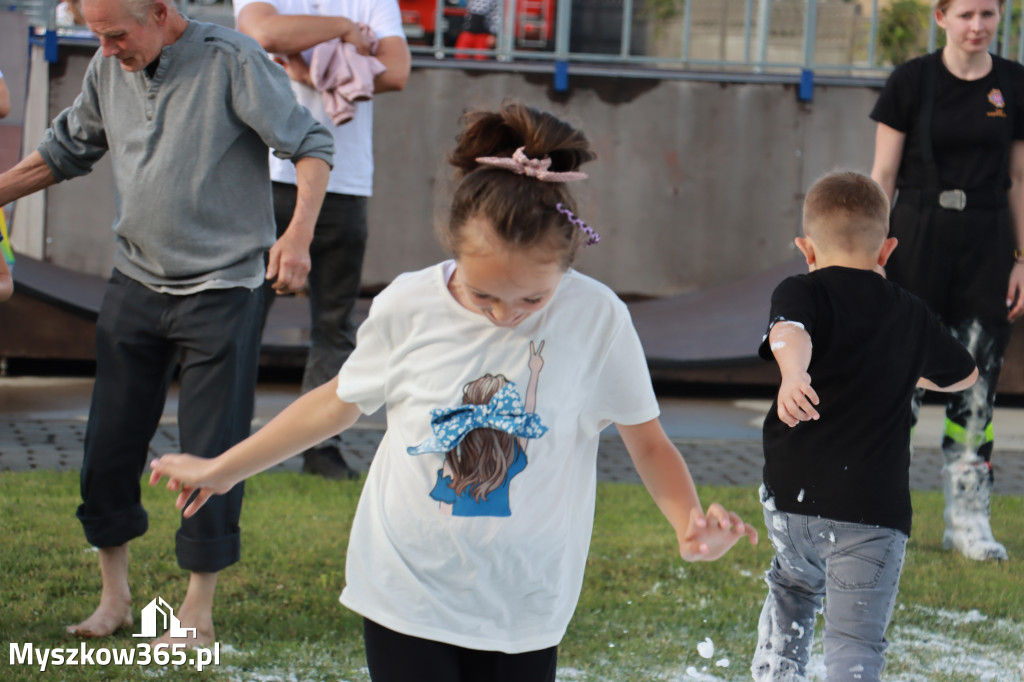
[802,0,817,68]
[44,28,58,63]
[1018,0,1024,62]
[553,0,571,91]
[755,0,770,73]
[743,0,754,64]
[432,0,444,56]
[1000,0,1012,57]
[620,0,634,59]
[497,0,517,62]
[928,11,937,53]
[868,0,879,68]
[798,68,814,102]
[682,0,693,62]
[798,0,816,102]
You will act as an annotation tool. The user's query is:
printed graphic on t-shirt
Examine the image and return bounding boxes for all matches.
[406,341,549,517]
[988,88,1007,118]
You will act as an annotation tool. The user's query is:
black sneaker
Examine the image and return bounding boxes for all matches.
[302,447,360,480]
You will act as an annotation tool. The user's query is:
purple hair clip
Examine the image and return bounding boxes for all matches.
[556,203,600,247]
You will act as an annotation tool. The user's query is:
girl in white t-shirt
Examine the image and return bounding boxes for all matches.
[150,100,758,681]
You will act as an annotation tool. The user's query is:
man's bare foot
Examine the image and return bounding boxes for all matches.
[67,598,133,638]
[150,571,219,649]
[151,614,215,649]
[69,543,133,638]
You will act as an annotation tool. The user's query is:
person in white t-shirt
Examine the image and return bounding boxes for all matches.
[149,101,758,679]
[234,0,410,479]
[56,0,87,27]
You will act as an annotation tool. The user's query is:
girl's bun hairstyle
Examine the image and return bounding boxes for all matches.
[443,100,596,267]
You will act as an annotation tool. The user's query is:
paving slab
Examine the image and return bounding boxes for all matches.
[3,419,1023,496]
[1,378,1022,496]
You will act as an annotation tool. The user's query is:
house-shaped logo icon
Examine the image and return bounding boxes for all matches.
[132,597,197,639]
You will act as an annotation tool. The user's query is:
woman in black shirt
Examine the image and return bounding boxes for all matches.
[870,0,1023,561]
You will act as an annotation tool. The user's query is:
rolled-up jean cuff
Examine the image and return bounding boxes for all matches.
[176,529,240,573]
[77,503,149,548]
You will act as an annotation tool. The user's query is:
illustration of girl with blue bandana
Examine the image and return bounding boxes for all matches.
[407,341,548,517]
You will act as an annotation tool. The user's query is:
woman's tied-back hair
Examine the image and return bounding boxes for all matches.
[802,170,890,254]
[934,0,1005,13]
[446,374,516,502]
[444,100,597,268]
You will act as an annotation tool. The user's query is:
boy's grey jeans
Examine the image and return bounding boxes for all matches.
[751,505,908,682]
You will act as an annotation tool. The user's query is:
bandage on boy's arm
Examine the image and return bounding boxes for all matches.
[769,321,820,427]
[618,419,757,562]
[917,367,978,393]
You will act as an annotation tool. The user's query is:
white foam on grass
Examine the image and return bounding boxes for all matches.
[798,607,1024,682]
[190,607,1022,682]
[640,606,1020,682]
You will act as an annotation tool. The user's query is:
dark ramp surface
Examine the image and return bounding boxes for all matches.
[11,254,805,369]
[6,254,803,370]
[627,258,805,368]
[12,255,1024,395]
[12,255,107,317]
[2,255,369,364]
[626,257,1024,395]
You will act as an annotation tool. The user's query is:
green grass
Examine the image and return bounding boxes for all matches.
[1,472,1021,681]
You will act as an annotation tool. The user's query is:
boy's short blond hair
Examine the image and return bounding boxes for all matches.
[803,171,889,255]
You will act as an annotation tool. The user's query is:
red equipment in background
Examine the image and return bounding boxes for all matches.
[399,0,555,50]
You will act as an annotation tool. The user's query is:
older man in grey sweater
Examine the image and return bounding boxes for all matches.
[0,0,333,645]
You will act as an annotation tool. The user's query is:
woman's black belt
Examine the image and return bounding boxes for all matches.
[896,187,1008,211]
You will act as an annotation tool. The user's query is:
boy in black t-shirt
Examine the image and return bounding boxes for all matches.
[751,171,977,682]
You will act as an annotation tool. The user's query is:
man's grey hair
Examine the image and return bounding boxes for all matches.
[123,0,158,22]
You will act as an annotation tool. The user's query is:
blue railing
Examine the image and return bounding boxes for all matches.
[10,0,1024,79]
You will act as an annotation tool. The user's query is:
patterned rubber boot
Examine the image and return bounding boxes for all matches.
[942,460,1008,561]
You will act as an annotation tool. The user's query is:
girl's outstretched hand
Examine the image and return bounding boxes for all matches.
[678,502,758,562]
[149,455,233,519]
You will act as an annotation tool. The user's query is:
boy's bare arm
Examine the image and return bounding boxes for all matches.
[917,367,978,393]
[768,322,820,427]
